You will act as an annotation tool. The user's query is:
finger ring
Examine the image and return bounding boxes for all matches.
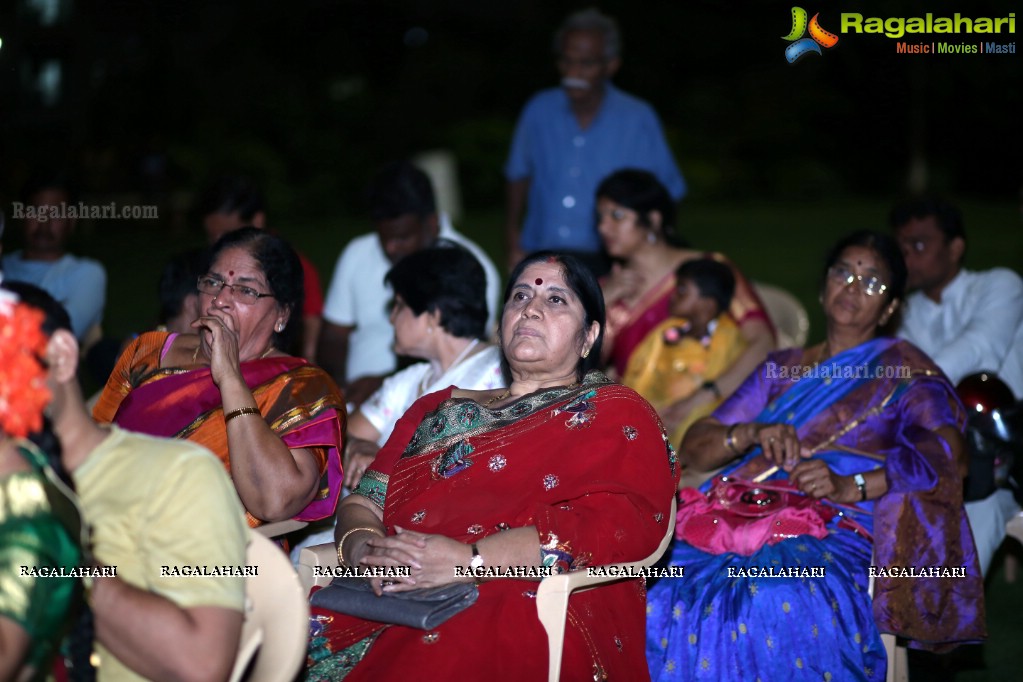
[769,437,776,444]
[811,483,817,490]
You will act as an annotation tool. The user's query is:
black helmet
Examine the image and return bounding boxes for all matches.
[957,372,1023,503]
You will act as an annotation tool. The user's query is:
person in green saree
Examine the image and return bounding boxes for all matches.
[0,283,84,681]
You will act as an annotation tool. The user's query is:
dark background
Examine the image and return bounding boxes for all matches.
[2,0,1020,217]
[1,0,1020,346]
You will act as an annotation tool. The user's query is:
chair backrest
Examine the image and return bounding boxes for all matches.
[536,497,677,682]
[1008,512,1023,545]
[752,281,810,349]
[229,530,310,682]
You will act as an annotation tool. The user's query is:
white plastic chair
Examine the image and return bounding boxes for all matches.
[297,540,336,593]
[230,530,310,682]
[867,553,909,682]
[1007,511,1023,545]
[297,501,677,682]
[536,497,677,682]
[1006,512,1023,584]
[752,281,810,349]
[254,518,307,540]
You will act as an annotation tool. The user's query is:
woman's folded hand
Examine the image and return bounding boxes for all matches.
[362,527,470,593]
[750,423,808,471]
[789,459,854,501]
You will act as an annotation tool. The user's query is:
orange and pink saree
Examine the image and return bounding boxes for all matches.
[94,331,345,526]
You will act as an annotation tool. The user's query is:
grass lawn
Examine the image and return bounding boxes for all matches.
[52,194,1021,346]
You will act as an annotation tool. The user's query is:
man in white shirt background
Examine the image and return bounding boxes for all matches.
[892,196,1023,576]
[317,160,500,409]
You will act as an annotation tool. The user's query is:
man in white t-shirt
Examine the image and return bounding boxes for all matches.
[892,196,1023,576]
[317,161,500,408]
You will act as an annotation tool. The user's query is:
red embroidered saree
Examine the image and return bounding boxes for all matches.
[93,331,345,526]
[307,374,679,681]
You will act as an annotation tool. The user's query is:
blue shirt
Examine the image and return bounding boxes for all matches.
[505,83,686,253]
[1,252,106,340]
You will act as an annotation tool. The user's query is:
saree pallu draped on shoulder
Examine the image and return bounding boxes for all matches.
[646,338,984,682]
[93,331,345,525]
[605,251,772,377]
[307,374,679,681]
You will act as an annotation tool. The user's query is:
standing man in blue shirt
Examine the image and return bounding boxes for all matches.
[504,7,686,275]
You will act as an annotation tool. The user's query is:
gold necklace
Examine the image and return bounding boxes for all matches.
[484,390,511,407]
[483,380,580,408]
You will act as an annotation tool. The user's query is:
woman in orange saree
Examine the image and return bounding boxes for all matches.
[94,228,344,527]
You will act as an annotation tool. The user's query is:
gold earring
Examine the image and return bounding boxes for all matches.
[581,348,590,359]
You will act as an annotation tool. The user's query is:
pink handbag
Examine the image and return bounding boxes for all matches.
[675,476,838,556]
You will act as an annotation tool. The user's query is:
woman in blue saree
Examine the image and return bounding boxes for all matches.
[646,231,985,681]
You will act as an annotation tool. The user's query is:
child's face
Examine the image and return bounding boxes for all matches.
[670,278,704,318]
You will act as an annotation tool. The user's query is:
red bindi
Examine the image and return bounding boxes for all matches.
[228,270,234,277]
[535,278,543,285]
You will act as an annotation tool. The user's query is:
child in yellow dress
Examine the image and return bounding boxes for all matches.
[622,258,746,446]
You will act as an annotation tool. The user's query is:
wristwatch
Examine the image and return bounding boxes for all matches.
[701,380,722,399]
[469,543,484,569]
[853,473,867,501]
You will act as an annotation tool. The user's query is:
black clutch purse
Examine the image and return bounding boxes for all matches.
[310,577,479,630]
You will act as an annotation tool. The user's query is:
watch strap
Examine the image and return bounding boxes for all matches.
[853,473,867,501]
[469,543,483,569]
[701,380,722,399]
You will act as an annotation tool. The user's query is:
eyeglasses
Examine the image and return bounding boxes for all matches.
[827,266,888,297]
[599,207,631,221]
[903,239,927,254]
[197,276,274,305]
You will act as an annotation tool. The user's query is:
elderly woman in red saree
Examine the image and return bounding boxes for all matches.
[93,227,344,527]
[596,169,774,434]
[306,252,679,681]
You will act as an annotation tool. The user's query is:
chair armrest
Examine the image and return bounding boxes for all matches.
[255,519,308,539]
[537,556,659,599]
[297,542,338,593]
[536,496,676,682]
[1008,512,1023,544]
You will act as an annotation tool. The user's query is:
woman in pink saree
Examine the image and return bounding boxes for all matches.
[596,169,774,434]
[94,228,344,527]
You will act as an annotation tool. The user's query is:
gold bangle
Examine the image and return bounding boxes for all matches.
[224,407,261,423]
[724,423,743,455]
[337,526,385,567]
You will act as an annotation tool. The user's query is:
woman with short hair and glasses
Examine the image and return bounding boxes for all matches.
[646,230,985,681]
[93,227,345,528]
[342,242,504,491]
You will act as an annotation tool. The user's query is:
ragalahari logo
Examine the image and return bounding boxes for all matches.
[783,7,839,63]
